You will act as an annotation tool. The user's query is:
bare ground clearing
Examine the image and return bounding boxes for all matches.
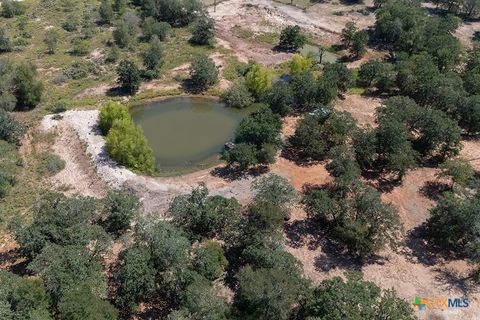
[209,0,376,65]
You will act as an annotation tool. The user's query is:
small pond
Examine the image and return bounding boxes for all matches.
[131,97,251,173]
[300,44,338,64]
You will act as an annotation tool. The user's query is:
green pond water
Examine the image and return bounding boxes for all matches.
[131,97,251,173]
[300,44,338,64]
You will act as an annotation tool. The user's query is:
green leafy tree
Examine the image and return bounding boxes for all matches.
[190,14,215,45]
[114,246,156,313]
[263,80,294,116]
[341,21,358,47]
[376,119,417,180]
[289,54,312,75]
[278,25,306,51]
[142,17,171,41]
[323,63,353,92]
[135,220,191,272]
[194,241,228,281]
[458,95,480,134]
[234,265,306,320]
[359,60,382,87]
[103,190,139,235]
[98,101,130,135]
[143,36,164,78]
[11,193,110,259]
[221,142,258,170]
[169,186,240,240]
[0,270,52,320]
[141,0,202,26]
[28,244,106,303]
[1,0,26,18]
[58,286,118,320]
[113,0,127,14]
[291,111,356,161]
[352,126,377,170]
[351,30,369,57]
[0,109,25,144]
[252,173,296,219]
[427,192,480,259]
[174,279,231,319]
[13,62,43,110]
[244,62,272,98]
[326,146,362,188]
[189,54,218,92]
[290,71,318,108]
[303,272,415,320]
[437,158,474,187]
[116,59,141,94]
[99,0,114,24]
[222,81,254,109]
[304,182,402,257]
[106,118,155,173]
[235,107,282,148]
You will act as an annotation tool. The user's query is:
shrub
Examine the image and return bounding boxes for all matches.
[47,99,69,113]
[114,246,156,313]
[58,286,118,320]
[0,169,15,198]
[106,118,155,173]
[13,62,43,109]
[116,60,141,95]
[263,81,294,116]
[304,272,415,319]
[0,109,25,144]
[278,25,306,51]
[437,158,474,187]
[190,14,215,45]
[71,39,90,56]
[103,191,139,235]
[141,0,202,26]
[0,28,12,52]
[99,0,114,24]
[98,101,131,135]
[44,29,59,54]
[244,62,272,98]
[222,82,254,109]
[221,142,258,170]
[142,36,164,79]
[170,186,240,240]
[189,54,218,92]
[37,152,66,176]
[1,0,26,18]
[142,17,170,41]
[289,54,312,75]
[194,241,228,281]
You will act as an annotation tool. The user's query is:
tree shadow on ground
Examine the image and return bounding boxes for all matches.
[106,86,130,97]
[0,249,32,276]
[419,180,451,201]
[210,165,269,182]
[433,267,478,295]
[280,144,325,167]
[362,170,402,193]
[284,211,389,273]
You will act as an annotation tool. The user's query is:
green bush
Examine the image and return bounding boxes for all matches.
[1,0,26,18]
[103,191,139,235]
[37,152,66,176]
[98,102,131,136]
[0,109,25,144]
[221,82,254,109]
[0,169,15,198]
[278,25,306,51]
[189,54,218,92]
[106,118,155,173]
[71,39,90,56]
[194,241,228,281]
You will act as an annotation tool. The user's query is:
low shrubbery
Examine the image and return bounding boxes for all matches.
[99,102,155,174]
[0,109,25,144]
[37,152,66,176]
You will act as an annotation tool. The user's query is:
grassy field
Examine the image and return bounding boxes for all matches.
[0,0,224,235]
